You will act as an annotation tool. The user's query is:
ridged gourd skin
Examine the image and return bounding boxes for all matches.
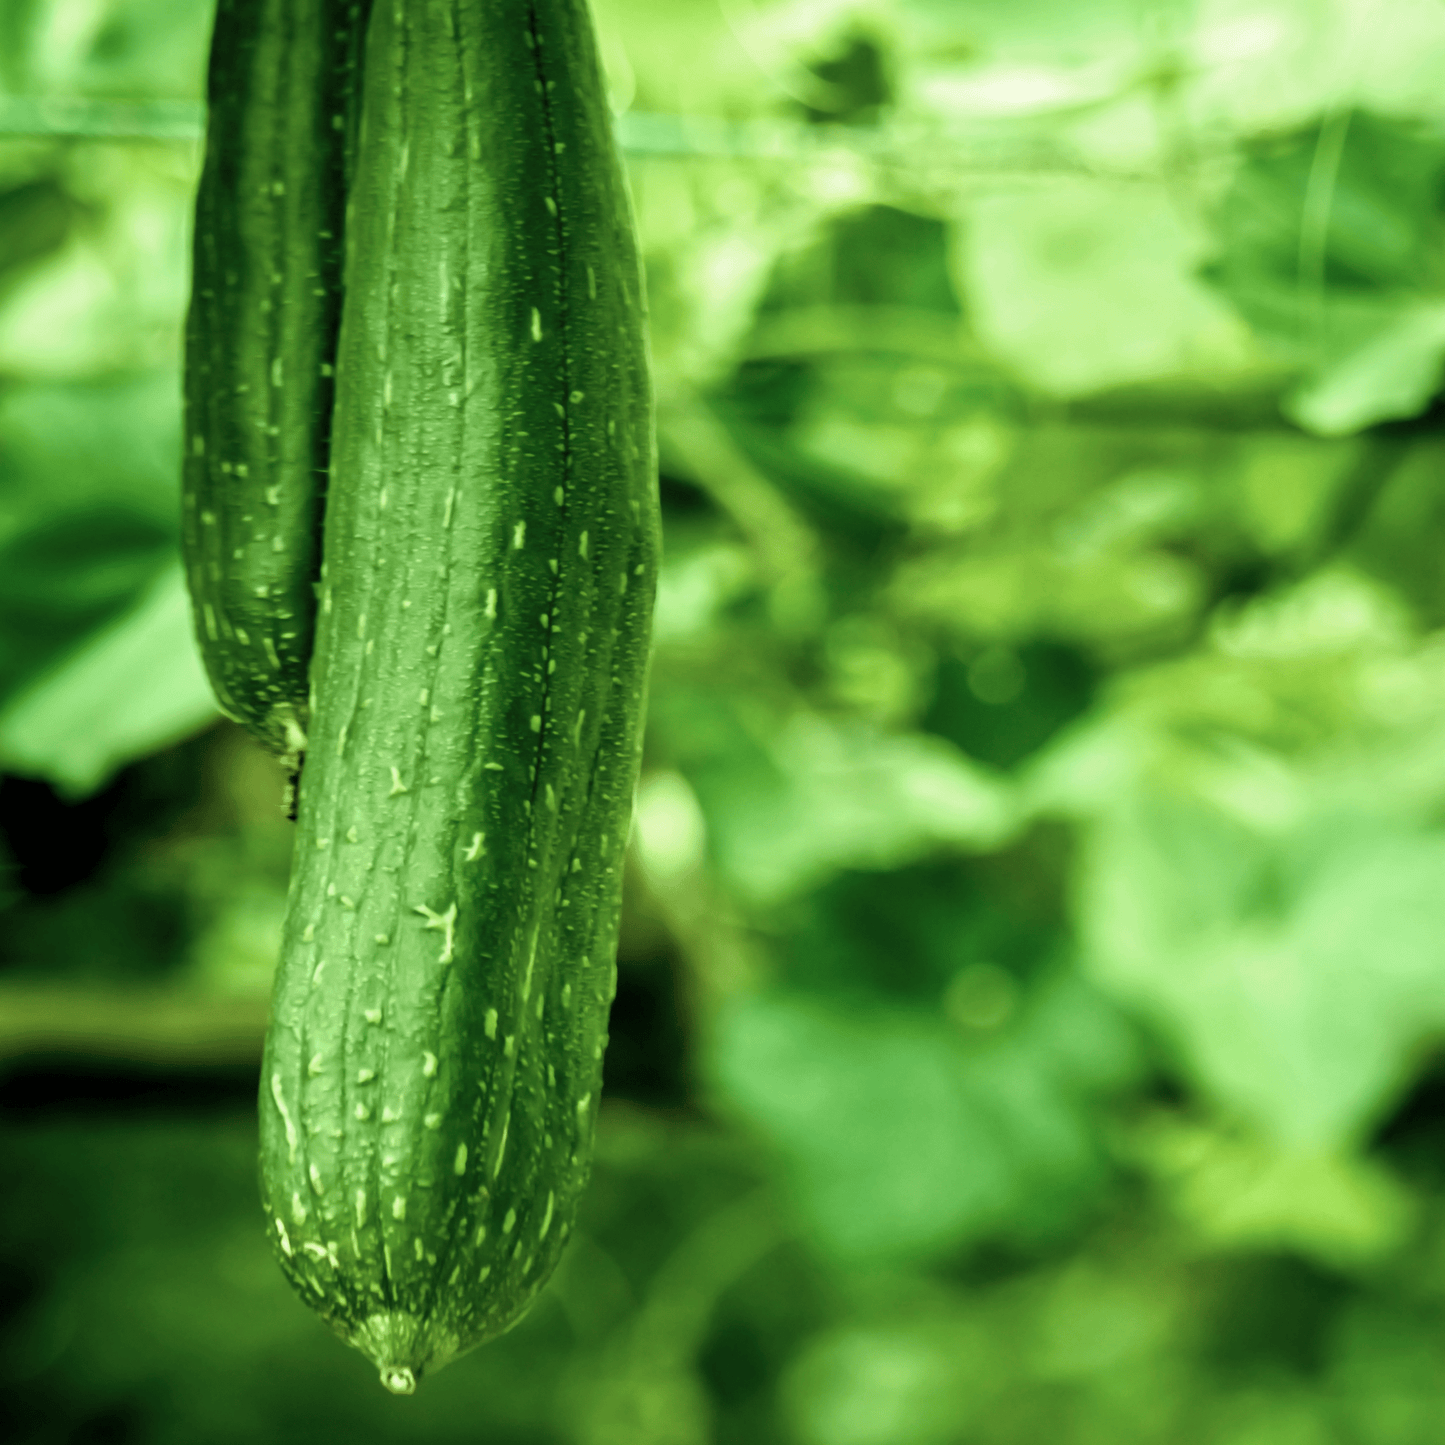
[258,0,658,1395]
[182,0,371,769]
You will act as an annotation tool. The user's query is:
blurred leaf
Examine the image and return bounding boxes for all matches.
[922,640,1097,770]
[960,181,1256,396]
[660,690,1020,903]
[0,372,181,529]
[1287,300,1445,435]
[1131,1116,1417,1267]
[777,856,1063,1004]
[0,504,173,700]
[0,372,182,699]
[707,970,1138,1263]
[0,562,216,797]
[1080,796,1445,1151]
[3,0,211,100]
[780,1310,988,1445]
[1205,111,1445,434]
[0,175,75,285]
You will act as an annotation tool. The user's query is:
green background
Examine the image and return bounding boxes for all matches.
[4,0,1445,1439]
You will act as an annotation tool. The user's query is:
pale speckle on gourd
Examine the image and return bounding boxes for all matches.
[365,1007,383,1025]
[292,1191,308,1224]
[389,767,408,796]
[355,1189,367,1227]
[393,1195,407,1221]
[275,1218,293,1257]
[464,831,485,861]
[309,1162,325,1195]
[424,1112,443,1129]
[493,1117,509,1178]
[422,1051,438,1077]
[513,521,526,549]
[413,901,457,963]
[502,1208,516,1234]
[484,1008,498,1039]
[307,1053,323,1076]
[530,307,542,341]
[454,1144,468,1175]
[357,1068,377,1084]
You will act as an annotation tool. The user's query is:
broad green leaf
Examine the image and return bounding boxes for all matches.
[1205,111,1445,434]
[960,181,1257,397]
[0,373,182,702]
[0,561,216,797]
[707,972,1137,1263]
[676,704,1020,904]
[1285,301,1445,435]
[1132,1116,1417,1266]
[1080,797,1445,1149]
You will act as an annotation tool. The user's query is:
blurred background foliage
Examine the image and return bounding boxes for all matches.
[4,0,1445,1439]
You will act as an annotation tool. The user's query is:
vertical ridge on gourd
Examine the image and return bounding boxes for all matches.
[257,0,658,1392]
[181,0,371,769]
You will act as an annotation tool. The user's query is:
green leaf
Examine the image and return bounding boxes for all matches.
[0,373,181,702]
[707,972,1138,1263]
[959,181,1255,396]
[1204,111,1445,434]
[0,562,216,797]
[1072,766,1445,1150]
[669,699,1020,904]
